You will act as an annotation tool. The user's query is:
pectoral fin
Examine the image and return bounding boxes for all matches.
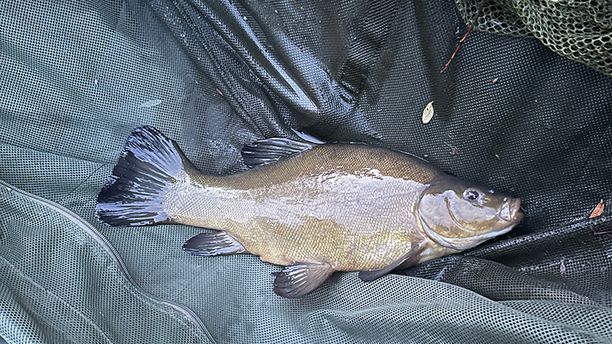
[182,231,245,256]
[273,262,333,298]
[359,249,421,282]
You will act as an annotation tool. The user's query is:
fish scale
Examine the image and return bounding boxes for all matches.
[168,144,427,270]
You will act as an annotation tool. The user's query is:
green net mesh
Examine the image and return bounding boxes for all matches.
[2,0,612,343]
[455,0,612,76]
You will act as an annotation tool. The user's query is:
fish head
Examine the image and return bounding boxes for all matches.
[417,176,523,251]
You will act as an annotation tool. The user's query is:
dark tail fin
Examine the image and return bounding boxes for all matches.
[96,126,193,226]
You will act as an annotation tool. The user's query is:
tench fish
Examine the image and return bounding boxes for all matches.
[96,126,523,298]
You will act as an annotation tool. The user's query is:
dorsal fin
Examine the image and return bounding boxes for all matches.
[241,137,319,168]
[290,128,326,144]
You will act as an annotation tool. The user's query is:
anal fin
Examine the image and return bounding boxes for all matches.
[183,231,245,256]
[273,262,333,298]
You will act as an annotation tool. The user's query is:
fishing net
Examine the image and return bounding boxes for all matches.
[455,0,612,77]
[1,0,611,343]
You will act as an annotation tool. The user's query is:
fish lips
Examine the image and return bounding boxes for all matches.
[419,198,524,251]
[498,197,522,222]
[423,220,519,251]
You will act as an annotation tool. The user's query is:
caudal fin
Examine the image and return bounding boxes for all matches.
[96,126,193,226]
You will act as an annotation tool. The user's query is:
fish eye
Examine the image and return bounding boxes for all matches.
[463,189,481,201]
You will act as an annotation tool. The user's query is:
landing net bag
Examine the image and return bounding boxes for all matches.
[1,1,611,343]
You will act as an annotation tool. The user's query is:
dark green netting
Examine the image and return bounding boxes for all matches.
[1,0,612,343]
[455,0,612,77]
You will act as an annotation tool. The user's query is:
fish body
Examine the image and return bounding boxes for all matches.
[96,126,523,298]
[166,144,442,271]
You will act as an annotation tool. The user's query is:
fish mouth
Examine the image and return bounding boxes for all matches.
[420,218,518,251]
[497,197,522,222]
[461,199,523,246]
[467,222,516,241]
[418,197,523,251]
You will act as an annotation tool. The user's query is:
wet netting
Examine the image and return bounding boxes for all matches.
[455,0,612,77]
[1,1,611,343]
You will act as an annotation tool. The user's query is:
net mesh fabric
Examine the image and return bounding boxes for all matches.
[454,0,612,76]
[0,187,210,344]
[1,0,612,343]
